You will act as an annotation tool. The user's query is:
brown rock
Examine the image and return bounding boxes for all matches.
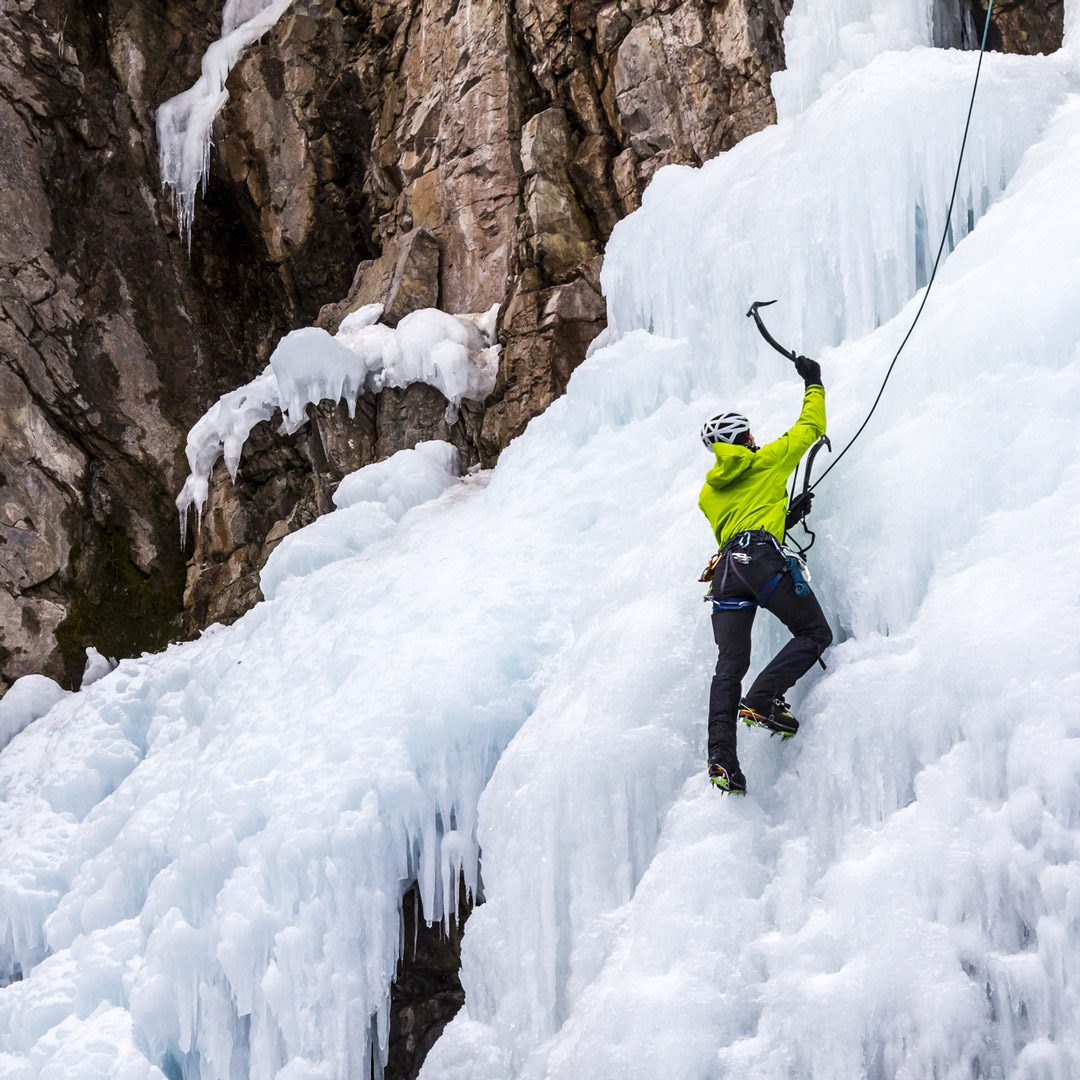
[317,229,442,334]
[975,0,1064,55]
[0,0,291,687]
[596,4,632,52]
[0,589,66,686]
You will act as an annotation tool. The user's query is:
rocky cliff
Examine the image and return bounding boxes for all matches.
[0,0,288,690]
[1,0,798,686]
[0,0,1065,691]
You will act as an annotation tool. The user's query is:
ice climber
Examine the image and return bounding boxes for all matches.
[698,355,833,794]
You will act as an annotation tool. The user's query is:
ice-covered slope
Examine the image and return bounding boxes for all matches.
[425,54,1080,1080]
[3,3,1080,1080]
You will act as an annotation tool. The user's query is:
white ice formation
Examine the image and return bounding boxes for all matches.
[81,649,119,691]
[4,1,1080,1078]
[0,676,67,754]
[259,441,463,601]
[175,304,500,542]
[157,0,295,243]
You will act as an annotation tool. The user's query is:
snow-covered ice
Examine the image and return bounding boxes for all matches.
[259,441,462,601]
[81,650,118,691]
[175,306,499,540]
[4,2,1080,1079]
[0,676,67,754]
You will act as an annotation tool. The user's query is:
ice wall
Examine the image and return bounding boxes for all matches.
[0,330,701,1077]
[602,51,1071,383]
[772,0,938,119]
[773,0,981,121]
[418,16,1080,1080]
[0,450,523,1076]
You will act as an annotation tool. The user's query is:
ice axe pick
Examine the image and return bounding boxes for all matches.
[746,300,798,364]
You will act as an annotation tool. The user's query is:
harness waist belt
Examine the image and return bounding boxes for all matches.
[722,529,777,551]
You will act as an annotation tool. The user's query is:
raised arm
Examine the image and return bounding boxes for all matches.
[757,358,826,470]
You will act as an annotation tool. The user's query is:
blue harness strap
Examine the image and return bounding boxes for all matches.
[709,597,757,611]
[756,571,784,605]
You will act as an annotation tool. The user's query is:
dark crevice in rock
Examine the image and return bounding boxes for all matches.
[938,0,1064,52]
[384,877,477,1080]
[55,520,185,687]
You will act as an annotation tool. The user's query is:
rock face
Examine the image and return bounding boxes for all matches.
[0,0,280,690]
[385,882,473,1080]
[977,0,1064,54]
[213,0,795,453]
[174,0,799,633]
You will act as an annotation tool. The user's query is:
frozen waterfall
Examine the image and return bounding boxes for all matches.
[4,1,1080,1078]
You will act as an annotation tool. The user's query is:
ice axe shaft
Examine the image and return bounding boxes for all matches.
[746,300,797,363]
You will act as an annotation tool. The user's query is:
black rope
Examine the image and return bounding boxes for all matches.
[808,0,995,494]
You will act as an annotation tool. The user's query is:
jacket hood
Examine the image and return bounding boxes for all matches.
[705,443,757,489]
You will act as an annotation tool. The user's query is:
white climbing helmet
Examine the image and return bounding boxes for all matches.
[700,412,750,448]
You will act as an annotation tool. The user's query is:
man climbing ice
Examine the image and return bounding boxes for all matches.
[698,355,833,794]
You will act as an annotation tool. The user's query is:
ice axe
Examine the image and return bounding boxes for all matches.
[745,300,832,556]
[746,300,798,363]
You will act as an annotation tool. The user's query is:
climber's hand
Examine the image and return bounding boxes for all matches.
[794,355,822,386]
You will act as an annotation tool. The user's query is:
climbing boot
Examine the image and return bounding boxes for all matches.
[739,697,799,739]
[708,760,747,795]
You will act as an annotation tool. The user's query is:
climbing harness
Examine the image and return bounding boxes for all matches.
[745,0,996,539]
[703,531,788,611]
[702,531,824,666]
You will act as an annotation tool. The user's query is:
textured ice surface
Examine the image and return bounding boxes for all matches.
[423,40,1080,1080]
[175,307,498,537]
[602,50,1071,379]
[260,441,462,601]
[5,5,1080,1080]
[772,0,986,121]
[156,0,295,242]
[773,0,937,120]
[0,677,67,754]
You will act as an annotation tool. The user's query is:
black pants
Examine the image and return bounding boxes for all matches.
[707,537,833,763]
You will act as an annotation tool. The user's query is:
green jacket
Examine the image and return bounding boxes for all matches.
[698,384,826,547]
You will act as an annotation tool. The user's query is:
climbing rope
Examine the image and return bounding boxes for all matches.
[806,0,996,494]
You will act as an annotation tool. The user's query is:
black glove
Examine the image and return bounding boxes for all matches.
[794,355,822,387]
[785,491,814,532]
